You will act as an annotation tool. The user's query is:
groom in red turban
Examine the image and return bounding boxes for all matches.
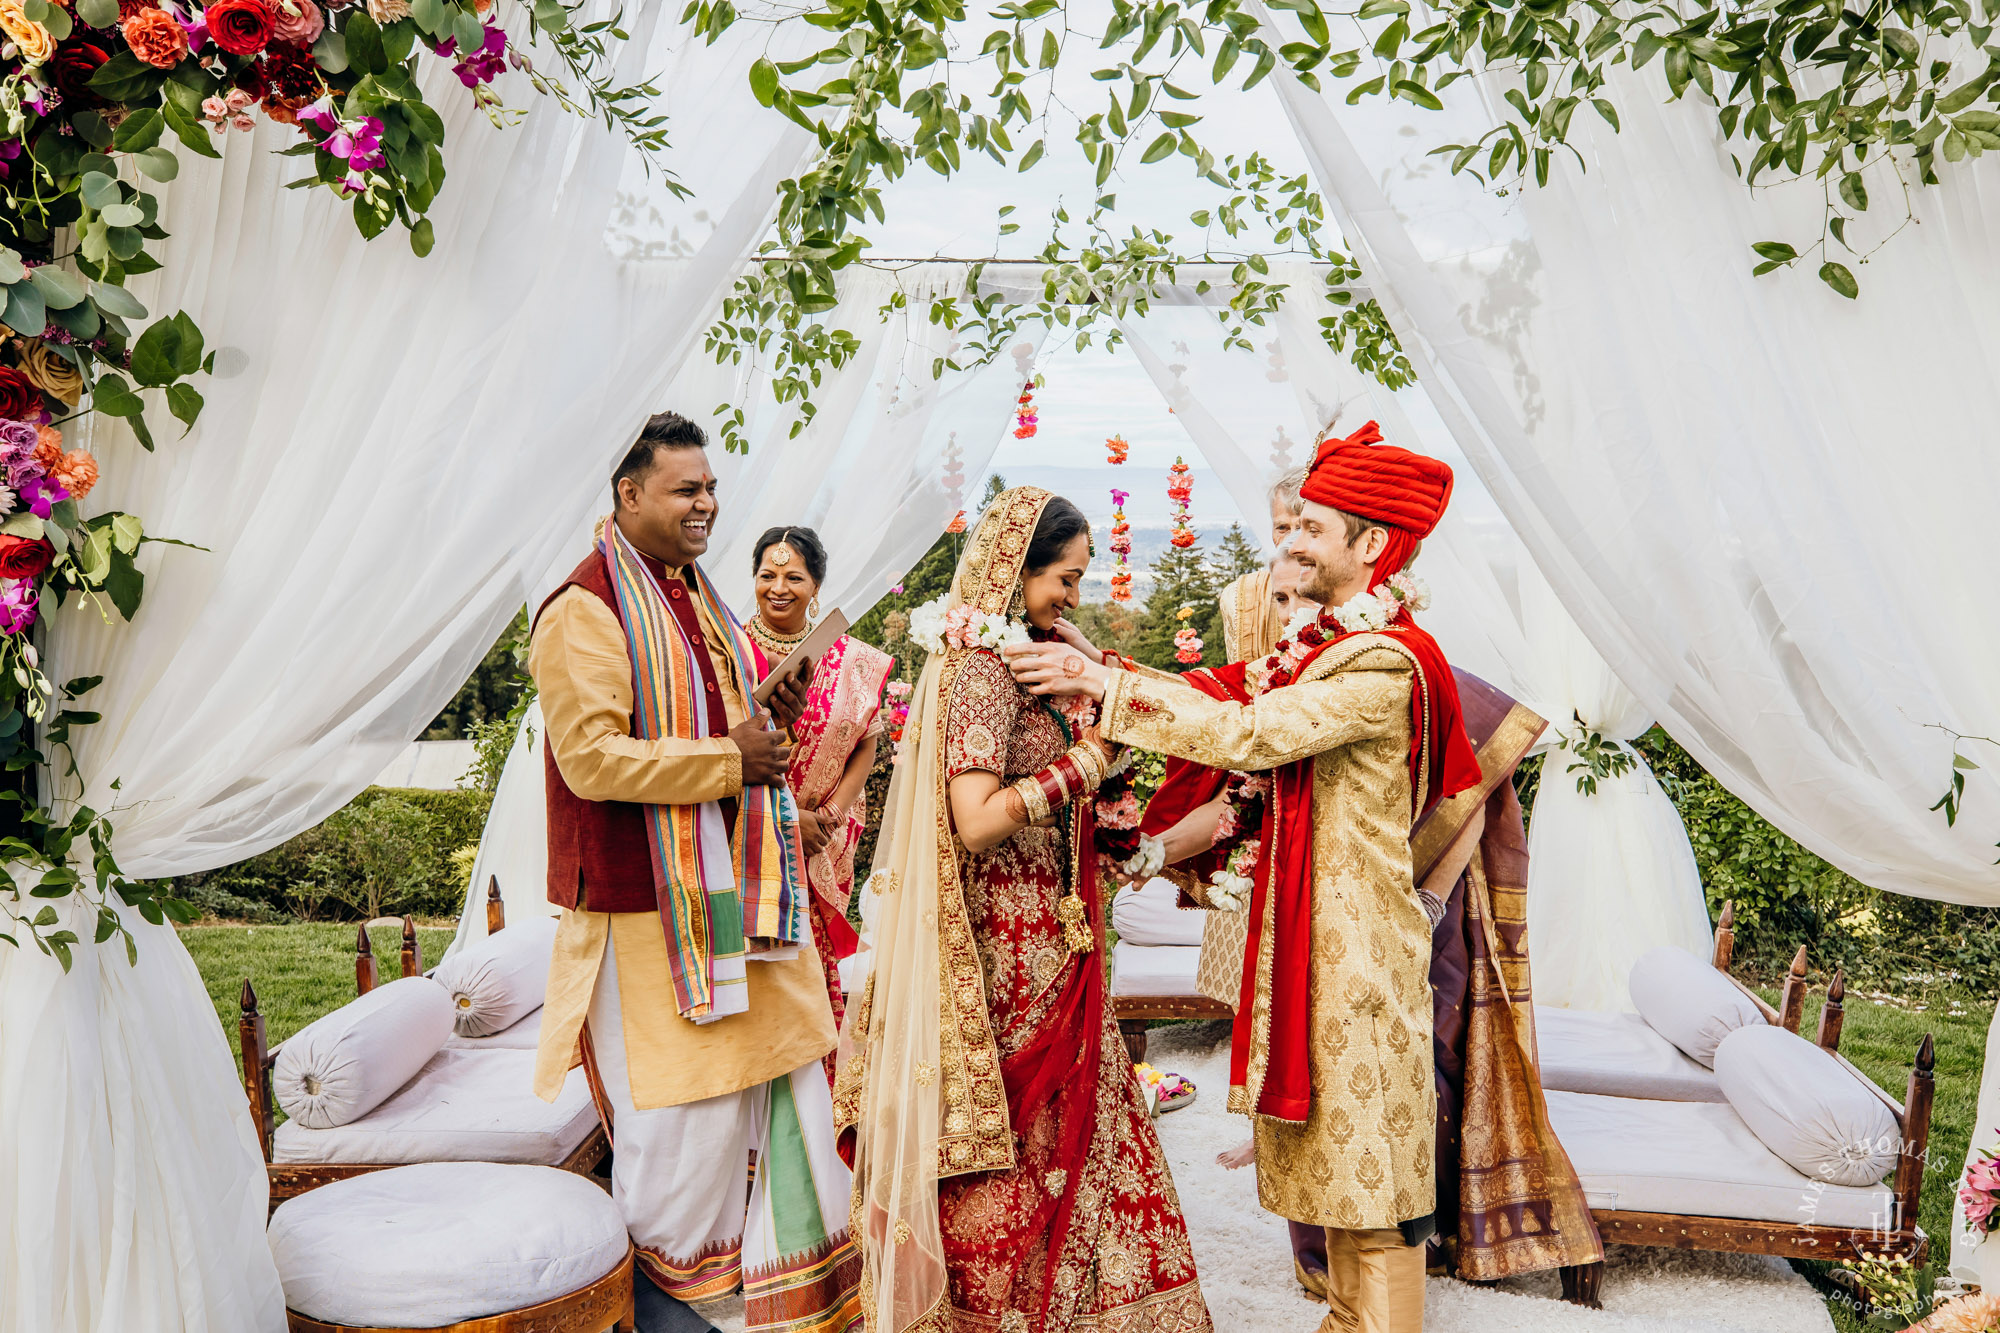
[1007,421,1479,1333]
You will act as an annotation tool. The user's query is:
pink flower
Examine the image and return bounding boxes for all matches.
[231,113,255,131]
[0,578,39,635]
[202,94,228,117]
[270,0,322,44]
[1095,790,1142,831]
[225,87,254,110]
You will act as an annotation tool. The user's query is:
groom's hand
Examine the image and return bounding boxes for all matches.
[731,712,793,787]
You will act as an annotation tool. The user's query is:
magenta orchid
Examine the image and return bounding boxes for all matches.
[435,21,509,88]
[0,579,38,636]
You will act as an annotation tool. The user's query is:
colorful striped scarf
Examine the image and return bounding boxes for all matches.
[601,525,808,1021]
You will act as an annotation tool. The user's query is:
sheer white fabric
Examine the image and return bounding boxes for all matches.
[1111,269,1707,1009]
[0,904,285,1332]
[8,9,814,1329]
[1263,16,2000,905]
[447,267,1048,956]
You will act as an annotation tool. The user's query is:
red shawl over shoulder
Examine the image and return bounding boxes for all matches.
[1141,616,1480,1122]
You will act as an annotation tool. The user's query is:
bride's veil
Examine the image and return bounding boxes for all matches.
[832,486,1053,1332]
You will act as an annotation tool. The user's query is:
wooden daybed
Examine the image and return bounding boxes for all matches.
[239,885,608,1208]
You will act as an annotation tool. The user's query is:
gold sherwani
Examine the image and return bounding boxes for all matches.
[1101,638,1435,1231]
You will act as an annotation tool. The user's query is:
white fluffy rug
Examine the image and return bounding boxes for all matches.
[698,1022,1834,1333]
[1144,1022,1835,1333]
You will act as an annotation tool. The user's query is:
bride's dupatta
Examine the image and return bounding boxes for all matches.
[833,487,1071,1333]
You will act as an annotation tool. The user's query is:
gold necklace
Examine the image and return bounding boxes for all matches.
[747,615,812,654]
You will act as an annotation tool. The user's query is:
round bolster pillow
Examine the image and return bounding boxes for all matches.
[274,977,455,1129]
[430,915,558,1038]
[1714,1024,1900,1188]
[1627,944,1765,1068]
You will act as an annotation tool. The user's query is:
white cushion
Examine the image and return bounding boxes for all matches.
[1110,941,1204,998]
[1546,1090,1897,1230]
[1112,878,1207,947]
[431,916,559,1038]
[1627,945,1765,1068]
[443,1006,543,1051]
[274,977,455,1129]
[1534,1005,1725,1103]
[268,1162,627,1327]
[1713,1024,1900,1188]
[273,1049,599,1166]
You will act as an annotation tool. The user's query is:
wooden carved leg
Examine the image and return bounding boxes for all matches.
[616,1273,637,1333]
[1119,1019,1148,1064]
[1560,1262,1603,1309]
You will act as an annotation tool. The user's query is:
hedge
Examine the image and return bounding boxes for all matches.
[170,786,492,925]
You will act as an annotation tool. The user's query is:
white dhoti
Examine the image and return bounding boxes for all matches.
[582,934,860,1331]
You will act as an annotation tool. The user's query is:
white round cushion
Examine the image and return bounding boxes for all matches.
[431,916,559,1037]
[268,1162,627,1327]
[1626,944,1765,1068]
[274,977,455,1129]
[1111,878,1206,947]
[1713,1024,1900,1188]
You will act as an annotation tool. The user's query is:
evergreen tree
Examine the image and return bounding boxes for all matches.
[1214,522,1263,581]
[1133,539,1223,670]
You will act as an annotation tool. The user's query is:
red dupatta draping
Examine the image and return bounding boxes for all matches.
[1194,613,1481,1123]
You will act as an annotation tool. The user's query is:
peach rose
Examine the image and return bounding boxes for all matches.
[53,450,97,500]
[0,0,55,64]
[121,6,190,67]
[364,0,407,20]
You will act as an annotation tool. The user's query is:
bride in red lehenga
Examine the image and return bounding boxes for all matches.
[834,486,1210,1333]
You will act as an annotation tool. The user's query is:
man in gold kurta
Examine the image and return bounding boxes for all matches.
[1008,423,1478,1333]
[531,411,860,1332]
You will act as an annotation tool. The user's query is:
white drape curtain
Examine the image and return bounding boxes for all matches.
[447,265,1049,955]
[4,8,815,1329]
[1254,5,2000,1269]
[1110,267,1708,1008]
[1518,576,1710,1011]
[1261,13,2000,905]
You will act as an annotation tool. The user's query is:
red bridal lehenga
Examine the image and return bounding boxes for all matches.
[834,486,1210,1333]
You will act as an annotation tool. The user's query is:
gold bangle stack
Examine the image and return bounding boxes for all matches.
[1011,777,1051,824]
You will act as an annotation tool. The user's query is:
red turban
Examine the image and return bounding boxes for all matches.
[1299,420,1454,538]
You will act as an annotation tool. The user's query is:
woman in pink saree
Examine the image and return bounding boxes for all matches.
[747,526,893,1039]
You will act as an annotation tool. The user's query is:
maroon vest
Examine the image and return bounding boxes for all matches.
[535,547,732,914]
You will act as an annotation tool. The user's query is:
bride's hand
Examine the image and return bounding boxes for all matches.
[1051,617,1105,665]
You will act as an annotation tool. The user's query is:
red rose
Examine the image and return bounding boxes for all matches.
[0,537,56,581]
[231,57,268,101]
[0,368,40,422]
[205,0,275,54]
[49,40,110,105]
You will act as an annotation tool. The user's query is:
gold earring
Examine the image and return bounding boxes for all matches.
[1008,585,1026,618]
[808,596,820,621]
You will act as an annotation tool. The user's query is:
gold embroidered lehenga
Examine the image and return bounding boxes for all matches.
[833,488,1211,1333]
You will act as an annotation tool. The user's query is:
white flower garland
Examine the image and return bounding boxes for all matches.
[907,594,1030,655]
[1327,572,1432,634]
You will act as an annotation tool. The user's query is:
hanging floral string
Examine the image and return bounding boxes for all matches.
[1012,377,1039,439]
[945,510,967,534]
[1168,456,1195,550]
[1174,604,1204,665]
[1105,433,1128,464]
[1109,487,1132,603]
[884,680,913,752]
[940,431,964,513]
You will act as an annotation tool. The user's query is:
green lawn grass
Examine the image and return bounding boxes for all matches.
[177,921,458,1071]
[175,922,1989,1324]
